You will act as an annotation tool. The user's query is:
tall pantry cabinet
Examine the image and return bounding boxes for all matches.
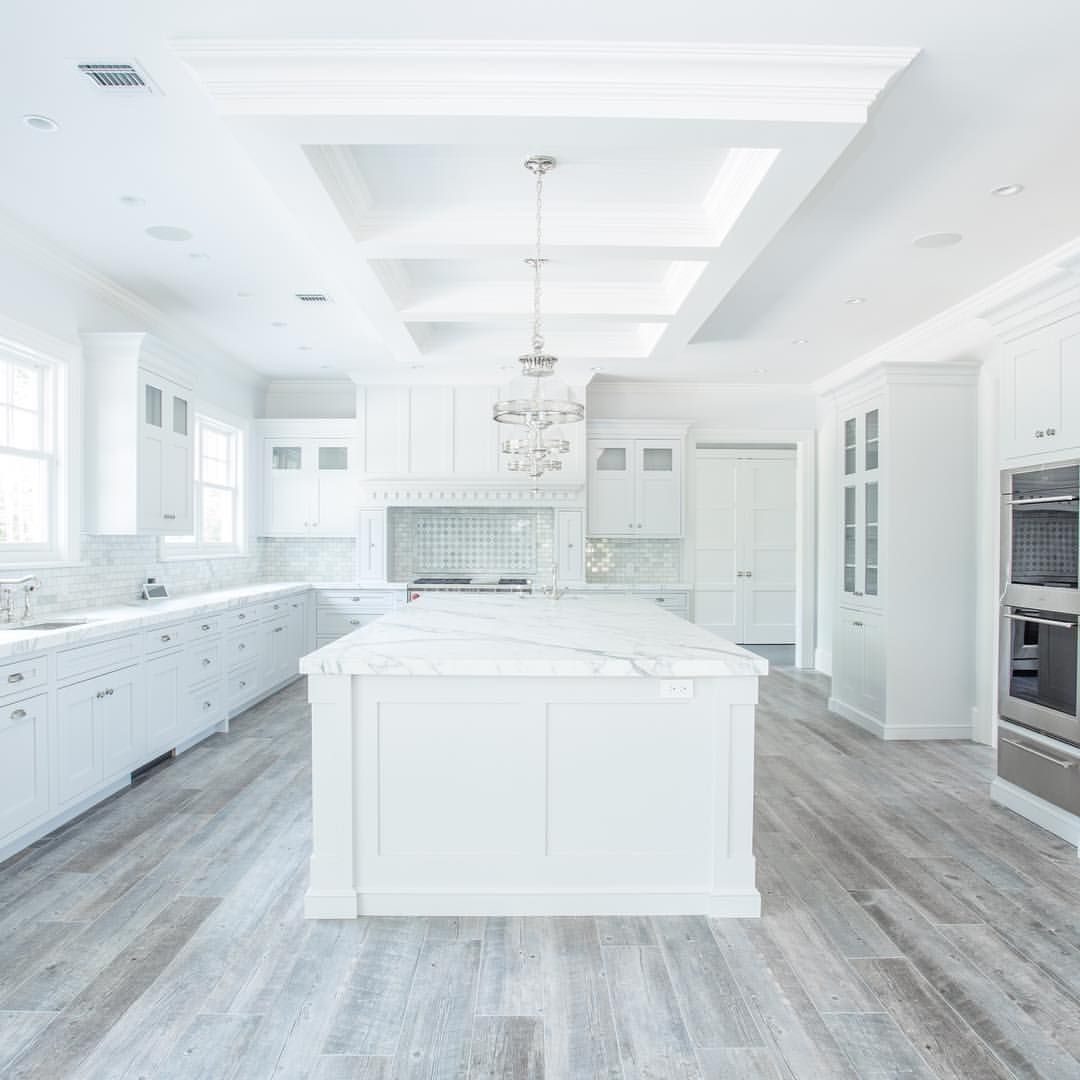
[826,361,979,740]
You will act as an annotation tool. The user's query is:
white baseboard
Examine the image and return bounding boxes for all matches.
[828,696,971,741]
[991,777,1080,854]
[814,647,832,676]
[304,889,763,919]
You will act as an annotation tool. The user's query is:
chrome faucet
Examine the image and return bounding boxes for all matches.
[0,576,41,622]
[545,561,563,600]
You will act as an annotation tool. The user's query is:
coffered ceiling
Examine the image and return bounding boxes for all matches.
[3,3,1080,387]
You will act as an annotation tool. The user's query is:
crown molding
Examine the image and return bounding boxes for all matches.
[0,209,267,392]
[174,39,918,123]
[0,312,79,366]
[358,480,584,507]
[587,379,814,394]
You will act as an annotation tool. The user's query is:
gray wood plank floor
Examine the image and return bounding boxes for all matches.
[2,667,1079,1079]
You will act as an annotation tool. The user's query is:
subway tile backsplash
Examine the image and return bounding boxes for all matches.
[585,537,682,584]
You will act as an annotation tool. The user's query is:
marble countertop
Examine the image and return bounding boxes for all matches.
[566,582,692,592]
[300,592,765,678]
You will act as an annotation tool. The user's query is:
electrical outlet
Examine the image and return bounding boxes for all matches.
[660,680,694,700]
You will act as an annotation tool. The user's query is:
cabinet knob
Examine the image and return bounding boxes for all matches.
[1034,430,1045,438]
[161,634,171,642]
[1047,427,1057,436]
[238,643,246,651]
[349,619,361,625]
[274,626,284,633]
[853,620,864,627]
[238,613,246,620]
[203,701,212,710]
[745,570,753,578]
[8,672,24,683]
[201,624,211,631]
[10,708,27,720]
[239,681,247,689]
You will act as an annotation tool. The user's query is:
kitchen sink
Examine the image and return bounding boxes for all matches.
[0,619,93,631]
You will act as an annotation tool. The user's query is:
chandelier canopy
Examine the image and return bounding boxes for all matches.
[493,155,584,480]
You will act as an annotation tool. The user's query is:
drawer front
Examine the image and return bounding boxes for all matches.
[225,629,258,670]
[223,607,257,631]
[637,591,690,616]
[257,598,290,622]
[57,634,140,683]
[186,683,225,735]
[186,616,222,641]
[999,732,1080,816]
[144,622,185,655]
[0,691,50,839]
[0,654,48,699]
[315,609,383,638]
[228,663,259,710]
[186,641,223,687]
[317,589,401,613]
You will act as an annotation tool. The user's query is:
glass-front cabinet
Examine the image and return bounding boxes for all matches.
[840,401,882,607]
[137,370,193,535]
[587,436,683,537]
[263,437,360,537]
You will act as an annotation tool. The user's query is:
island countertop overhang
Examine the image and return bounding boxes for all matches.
[299,592,767,678]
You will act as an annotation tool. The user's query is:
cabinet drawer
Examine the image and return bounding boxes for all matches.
[316,609,383,638]
[999,730,1080,817]
[0,692,49,839]
[57,634,140,683]
[186,616,221,641]
[225,628,258,670]
[257,598,290,622]
[144,622,185,655]
[0,654,48,699]
[185,641,222,687]
[186,683,225,735]
[223,607,257,631]
[228,663,259,711]
[637,590,689,609]
[317,589,400,612]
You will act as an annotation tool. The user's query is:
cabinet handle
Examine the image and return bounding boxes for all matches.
[7,672,24,684]
[203,701,212,710]
[274,627,284,633]
[10,708,27,720]
[655,597,665,603]
[201,624,211,631]
[163,513,177,520]
[239,681,247,689]
[1034,430,1045,439]
[1047,427,1057,436]
[351,596,361,601]
[202,658,212,666]
[238,643,246,651]
[238,613,246,621]
[1000,736,1075,768]
[161,634,171,642]
[348,618,361,625]
[745,570,753,578]
[853,621,863,627]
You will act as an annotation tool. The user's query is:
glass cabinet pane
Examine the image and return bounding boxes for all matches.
[596,447,627,471]
[145,384,162,428]
[318,446,348,470]
[271,446,303,470]
[865,408,880,471]
[843,418,857,475]
[172,396,188,437]
[843,485,857,593]
[865,481,879,596]
[641,447,673,471]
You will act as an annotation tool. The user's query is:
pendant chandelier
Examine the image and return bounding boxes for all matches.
[493,155,584,479]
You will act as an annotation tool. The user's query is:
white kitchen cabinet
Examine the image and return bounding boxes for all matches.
[827,363,978,740]
[100,666,144,779]
[999,313,1080,461]
[262,436,361,537]
[556,509,585,583]
[357,509,387,580]
[587,429,684,538]
[83,333,195,535]
[260,617,293,691]
[287,595,310,665]
[144,650,185,755]
[0,692,49,840]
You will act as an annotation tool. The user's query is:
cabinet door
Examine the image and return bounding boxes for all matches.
[163,388,193,535]
[144,651,185,755]
[56,678,105,805]
[264,440,312,535]
[0,693,49,838]
[139,375,193,535]
[311,441,359,536]
[357,509,386,581]
[860,613,886,720]
[1007,338,1062,459]
[832,613,862,709]
[635,440,682,536]
[587,439,636,537]
[138,376,166,532]
[100,666,144,779]
[260,620,291,689]
[288,597,309,665]
[556,509,584,583]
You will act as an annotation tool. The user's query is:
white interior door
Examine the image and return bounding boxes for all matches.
[693,453,739,639]
[694,449,796,645]
[740,456,797,645]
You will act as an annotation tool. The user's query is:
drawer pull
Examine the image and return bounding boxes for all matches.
[10,708,28,720]
[1001,736,1077,768]
[202,658,212,666]
[351,596,361,601]
[273,626,284,633]
[239,681,247,689]
[203,701,212,710]
[201,624,211,631]
[7,672,25,683]
[238,613,246,620]
[164,513,177,520]
[238,643,246,651]
[161,634,172,643]
[349,618,361,625]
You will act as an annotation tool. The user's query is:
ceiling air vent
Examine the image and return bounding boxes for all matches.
[295,293,333,304]
[77,62,156,94]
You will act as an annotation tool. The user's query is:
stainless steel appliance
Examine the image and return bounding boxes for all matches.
[408,576,533,602]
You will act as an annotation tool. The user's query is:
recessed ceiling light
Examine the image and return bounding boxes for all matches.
[118,194,145,208]
[270,321,287,328]
[843,297,868,305]
[791,338,809,345]
[22,114,59,132]
[751,367,768,375]
[145,225,192,242]
[319,364,333,370]
[991,184,1024,197]
[236,291,254,299]
[914,232,963,249]
[297,345,312,351]
[589,366,604,372]
[411,364,424,370]
[187,251,210,260]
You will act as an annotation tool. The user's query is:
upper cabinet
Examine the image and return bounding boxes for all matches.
[998,312,1080,462]
[586,424,686,538]
[839,400,883,608]
[83,333,195,536]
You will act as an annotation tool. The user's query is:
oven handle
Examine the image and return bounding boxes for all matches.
[1000,736,1077,768]
[1003,612,1079,630]
[1008,495,1079,505]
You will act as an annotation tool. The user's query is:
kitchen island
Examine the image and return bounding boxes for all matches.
[299,592,766,918]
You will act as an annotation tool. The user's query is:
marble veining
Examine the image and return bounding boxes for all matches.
[300,593,766,678]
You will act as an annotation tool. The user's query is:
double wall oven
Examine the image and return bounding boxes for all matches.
[1000,462,1080,747]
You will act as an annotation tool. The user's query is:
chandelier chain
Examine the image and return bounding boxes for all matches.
[532,163,544,354]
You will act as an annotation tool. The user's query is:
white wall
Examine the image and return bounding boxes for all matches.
[262,380,358,419]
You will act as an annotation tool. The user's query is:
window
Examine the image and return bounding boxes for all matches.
[0,353,57,557]
[163,415,244,557]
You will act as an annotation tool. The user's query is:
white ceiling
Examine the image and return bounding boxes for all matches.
[2,2,1079,388]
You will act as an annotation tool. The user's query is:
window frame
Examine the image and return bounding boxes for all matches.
[161,411,246,560]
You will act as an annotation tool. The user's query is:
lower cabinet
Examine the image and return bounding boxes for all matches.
[832,609,885,726]
[0,692,49,839]
[144,651,185,757]
[260,617,293,691]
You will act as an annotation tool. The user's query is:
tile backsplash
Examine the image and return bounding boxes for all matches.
[585,537,683,584]
[258,538,357,583]
[388,508,554,580]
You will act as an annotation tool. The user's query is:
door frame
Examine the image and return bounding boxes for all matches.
[688,428,816,668]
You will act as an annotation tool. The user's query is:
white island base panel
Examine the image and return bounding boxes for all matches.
[305,673,761,918]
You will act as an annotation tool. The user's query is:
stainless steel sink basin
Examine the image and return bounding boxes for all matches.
[0,619,92,631]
